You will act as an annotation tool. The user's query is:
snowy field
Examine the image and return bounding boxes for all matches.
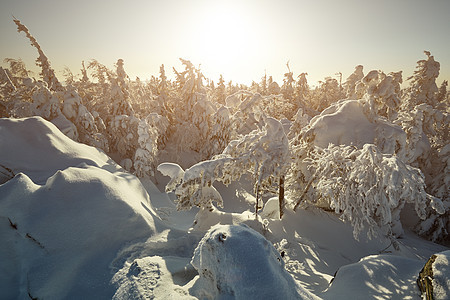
[0,116,448,299]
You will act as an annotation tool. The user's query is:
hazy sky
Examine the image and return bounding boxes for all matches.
[1,0,449,86]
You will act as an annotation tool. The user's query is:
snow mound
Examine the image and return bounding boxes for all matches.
[0,165,158,299]
[190,224,319,299]
[322,254,425,299]
[112,256,197,300]
[305,100,405,154]
[0,116,121,184]
[0,116,161,299]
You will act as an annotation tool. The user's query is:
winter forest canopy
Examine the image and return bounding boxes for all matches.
[0,18,449,299]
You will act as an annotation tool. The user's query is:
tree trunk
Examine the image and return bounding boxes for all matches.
[279,175,285,219]
[255,186,260,220]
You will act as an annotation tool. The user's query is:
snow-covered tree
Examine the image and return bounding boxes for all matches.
[161,118,290,218]
[214,74,226,104]
[309,77,344,112]
[13,18,63,92]
[30,82,62,120]
[358,70,403,120]
[291,143,443,240]
[61,85,108,150]
[344,65,364,99]
[133,117,159,178]
[281,62,295,100]
[402,51,440,110]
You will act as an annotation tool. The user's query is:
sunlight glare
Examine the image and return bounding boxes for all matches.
[190,2,262,81]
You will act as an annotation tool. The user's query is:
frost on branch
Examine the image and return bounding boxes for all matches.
[295,144,435,240]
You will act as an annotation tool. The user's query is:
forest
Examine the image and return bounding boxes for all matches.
[1,19,448,243]
[0,18,449,300]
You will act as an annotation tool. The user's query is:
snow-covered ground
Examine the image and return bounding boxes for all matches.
[0,116,448,299]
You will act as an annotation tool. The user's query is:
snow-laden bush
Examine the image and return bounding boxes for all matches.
[190,224,318,299]
[159,118,290,216]
[301,99,407,157]
[307,77,345,112]
[30,83,61,120]
[109,115,140,161]
[61,85,109,150]
[357,70,403,120]
[158,160,225,210]
[133,118,159,178]
[344,65,364,99]
[402,51,440,110]
[292,143,444,240]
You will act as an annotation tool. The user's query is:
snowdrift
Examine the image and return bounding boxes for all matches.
[0,117,160,299]
[0,116,121,184]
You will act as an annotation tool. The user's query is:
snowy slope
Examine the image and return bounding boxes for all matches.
[0,117,161,299]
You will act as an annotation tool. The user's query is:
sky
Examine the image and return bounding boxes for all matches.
[0,0,449,87]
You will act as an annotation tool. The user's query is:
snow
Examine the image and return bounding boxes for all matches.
[190,224,319,299]
[0,117,121,184]
[433,251,450,300]
[321,255,424,299]
[306,99,405,155]
[1,116,449,299]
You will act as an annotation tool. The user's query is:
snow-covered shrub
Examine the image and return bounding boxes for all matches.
[203,106,234,158]
[358,70,403,120]
[30,83,62,120]
[394,103,446,165]
[158,159,226,211]
[160,118,290,216]
[344,65,364,99]
[133,114,167,178]
[287,107,311,139]
[308,77,345,112]
[402,51,440,110]
[109,115,140,162]
[293,143,442,240]
[190,224,317,299]
[301,99,407,157]
[61,85,109,150]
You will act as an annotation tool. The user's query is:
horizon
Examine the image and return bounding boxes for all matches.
[0,0,449,87]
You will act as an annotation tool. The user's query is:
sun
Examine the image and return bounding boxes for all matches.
[189,2,262,81]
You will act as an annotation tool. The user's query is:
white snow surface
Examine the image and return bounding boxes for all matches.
[1,116,449,299]
[432,250,450,300]
[0,117,120,184]
[0,117,160,299]
[190,224,319,300]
